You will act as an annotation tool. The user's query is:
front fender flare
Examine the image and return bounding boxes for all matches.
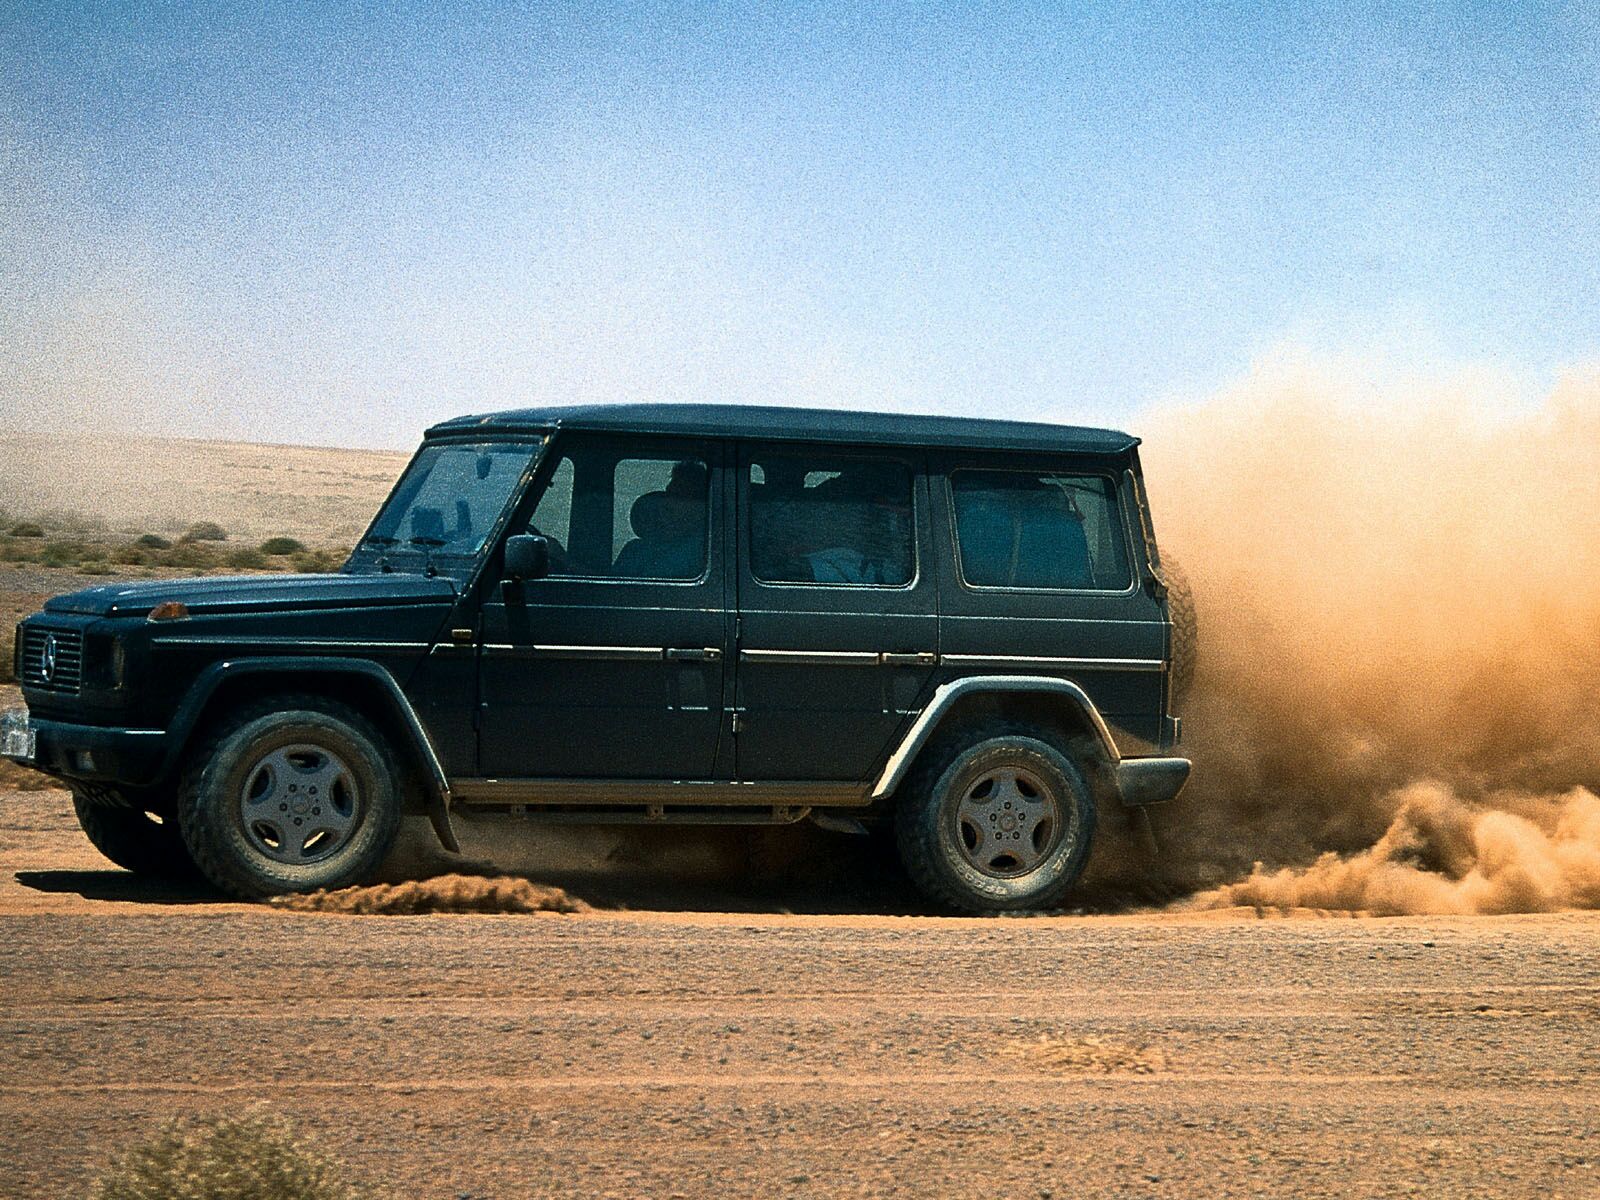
[164,657,459,852]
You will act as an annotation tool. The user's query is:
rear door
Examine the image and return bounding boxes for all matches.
[476,433,729,779]
[732,442,938,781]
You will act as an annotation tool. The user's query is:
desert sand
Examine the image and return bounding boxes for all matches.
[2,394,1599,1197]
[2,785,1598,1198]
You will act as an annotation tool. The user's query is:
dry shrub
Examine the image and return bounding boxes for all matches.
[1083,354,1600,916]
[259,537,304,555]
[291,548,344,573]
[270,873,588,915]
[112,543,151,566]
[40,538,90,567]
[164,542,216,569]
[226,547,269,570]
[1001,1034,1167,1075]
[181,521,228,543]
[90,1111,376,1200]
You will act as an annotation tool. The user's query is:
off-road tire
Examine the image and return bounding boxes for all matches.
[1163,555,1198,710]
[176,696,404,900]
[72,789,196,877]
[895,723,1096,914]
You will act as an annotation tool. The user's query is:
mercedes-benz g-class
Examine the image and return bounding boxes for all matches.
[4,405,1193,913]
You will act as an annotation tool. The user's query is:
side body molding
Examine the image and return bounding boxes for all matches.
[871,675,1191,808]
[164,657,459,852]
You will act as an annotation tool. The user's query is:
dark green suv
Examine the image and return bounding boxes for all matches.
[3,405,1193,913]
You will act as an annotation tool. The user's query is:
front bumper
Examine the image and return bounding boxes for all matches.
[1114,756,1192,806]
[0,706,168,787]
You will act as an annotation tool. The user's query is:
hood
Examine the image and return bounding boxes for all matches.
[43,572,459,618]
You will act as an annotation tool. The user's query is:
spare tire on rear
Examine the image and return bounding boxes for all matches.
[1163,555,1198,709]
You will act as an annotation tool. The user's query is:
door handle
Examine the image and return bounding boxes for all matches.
[665,647,723,662]
[878,651,938,666]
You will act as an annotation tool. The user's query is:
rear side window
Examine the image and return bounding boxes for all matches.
[950,470,1131,591]
[747,453,914,586]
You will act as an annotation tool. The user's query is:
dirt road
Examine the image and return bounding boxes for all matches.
[2,788,1598,1199]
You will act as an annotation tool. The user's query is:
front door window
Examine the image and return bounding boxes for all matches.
[526,445,710,582]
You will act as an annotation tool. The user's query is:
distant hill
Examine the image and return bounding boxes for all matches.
[0,435,410,544]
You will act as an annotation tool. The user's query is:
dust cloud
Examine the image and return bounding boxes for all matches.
[1100,353,1600,915]
[271,874,588,915]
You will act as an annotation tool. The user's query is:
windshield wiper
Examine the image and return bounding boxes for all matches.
[407,536,447,577]
[356,534,405,573]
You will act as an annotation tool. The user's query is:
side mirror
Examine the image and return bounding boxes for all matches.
[503,534,550,582]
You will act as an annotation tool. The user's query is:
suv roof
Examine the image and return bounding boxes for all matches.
[426,403,1138,457]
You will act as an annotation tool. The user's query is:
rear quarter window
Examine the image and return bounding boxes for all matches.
[950,469,1131,591]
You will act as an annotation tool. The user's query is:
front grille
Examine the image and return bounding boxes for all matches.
[19,626,84,695]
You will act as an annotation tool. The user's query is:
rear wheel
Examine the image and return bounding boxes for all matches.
[177,697,404,900]
[72,789,196,877]
[896,726,1096,914]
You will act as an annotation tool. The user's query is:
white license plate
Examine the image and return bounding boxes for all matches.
[1,710,35,761]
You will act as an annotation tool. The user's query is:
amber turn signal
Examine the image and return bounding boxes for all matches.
[147,601,190,622]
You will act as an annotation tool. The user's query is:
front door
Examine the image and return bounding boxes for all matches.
[477,434,728,779]
[733,442,938,781]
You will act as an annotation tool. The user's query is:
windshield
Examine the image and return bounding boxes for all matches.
[352,440,542,570]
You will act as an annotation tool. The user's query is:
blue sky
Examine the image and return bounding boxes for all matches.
[3,2,1598,447]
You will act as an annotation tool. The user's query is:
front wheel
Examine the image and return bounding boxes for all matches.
[177,697,404,899]
[896,730,1096,914]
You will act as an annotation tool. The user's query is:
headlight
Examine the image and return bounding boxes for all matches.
[83,633,126,689]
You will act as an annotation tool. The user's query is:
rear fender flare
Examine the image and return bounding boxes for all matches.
[871,675,1122,801]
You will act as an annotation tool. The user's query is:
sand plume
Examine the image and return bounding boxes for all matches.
[271,874,588,915]
[1188,784,1600,916]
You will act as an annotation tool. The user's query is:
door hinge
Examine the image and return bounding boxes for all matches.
[731,712,746,735]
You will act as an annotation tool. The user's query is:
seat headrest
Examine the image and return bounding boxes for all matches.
[630,491,671,539]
